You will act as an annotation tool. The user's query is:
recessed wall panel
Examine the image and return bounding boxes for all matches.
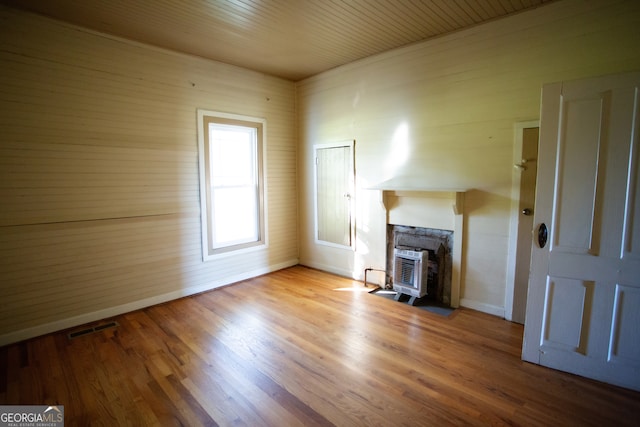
[609,285,640,368]
[623,91,640,260]
[554,97,603,254]
[543,278,593,354]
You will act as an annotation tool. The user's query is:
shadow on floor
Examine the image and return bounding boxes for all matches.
[368,288,456,317]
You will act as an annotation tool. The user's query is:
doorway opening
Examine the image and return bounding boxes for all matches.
[505,121,539,324]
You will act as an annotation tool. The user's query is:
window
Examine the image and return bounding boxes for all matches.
[197,110,266,260]
[314,141,355,249]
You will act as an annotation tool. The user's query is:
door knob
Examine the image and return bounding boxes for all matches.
[537,223,548,248]
[522,208,532,216]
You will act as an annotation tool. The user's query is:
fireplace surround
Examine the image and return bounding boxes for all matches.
[387,225,453,305]
[370,183,467,308]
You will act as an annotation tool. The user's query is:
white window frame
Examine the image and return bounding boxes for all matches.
[197,109,268,261]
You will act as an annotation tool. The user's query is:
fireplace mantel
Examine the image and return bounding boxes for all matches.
[369,178,467,308]
[369,176,469,193]
[369,177,470,215]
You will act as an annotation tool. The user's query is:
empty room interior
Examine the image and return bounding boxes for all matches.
[1,0,640,425]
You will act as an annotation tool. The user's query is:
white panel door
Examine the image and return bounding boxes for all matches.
[522,72,640,391]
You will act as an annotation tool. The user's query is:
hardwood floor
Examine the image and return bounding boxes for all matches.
[1,266,639,426]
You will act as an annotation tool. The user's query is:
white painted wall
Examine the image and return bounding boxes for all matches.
[297,0,640,316]
[0,6,298,344]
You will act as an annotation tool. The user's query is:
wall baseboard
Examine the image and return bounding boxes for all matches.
[0,259,299,347]
[459,298,505,318]
[299,260,370,283]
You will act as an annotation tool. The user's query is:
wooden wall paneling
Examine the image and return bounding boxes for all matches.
[0,6,298,344]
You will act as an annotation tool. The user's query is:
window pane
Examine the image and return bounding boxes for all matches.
[208,123,259,247]
[212,187,258,246]
[209,126,255,187]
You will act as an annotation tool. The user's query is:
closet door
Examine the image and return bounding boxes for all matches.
[314,141,355,248]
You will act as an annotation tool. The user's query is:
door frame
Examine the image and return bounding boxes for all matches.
[505,120,539,322]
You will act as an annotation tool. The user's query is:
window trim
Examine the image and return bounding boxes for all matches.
[197,109,268,261]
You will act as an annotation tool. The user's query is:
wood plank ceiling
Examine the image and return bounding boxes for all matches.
[1,0,556,81]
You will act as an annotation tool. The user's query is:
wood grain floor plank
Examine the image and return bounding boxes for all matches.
[194,292,374,426]
[1,266,639,426]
